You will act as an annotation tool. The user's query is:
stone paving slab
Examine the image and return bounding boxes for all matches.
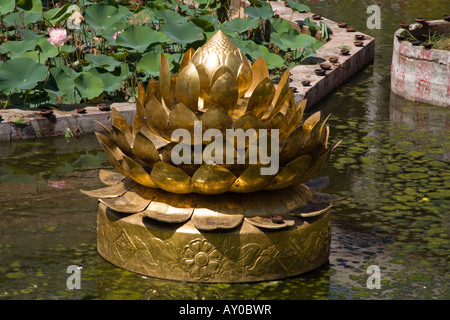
[0,1,375,141]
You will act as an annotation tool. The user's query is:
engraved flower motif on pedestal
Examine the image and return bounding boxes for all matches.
[180,239,223,280]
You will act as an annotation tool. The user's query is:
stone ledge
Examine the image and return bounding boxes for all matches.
[0,103,135,141]
[0,1,375,141]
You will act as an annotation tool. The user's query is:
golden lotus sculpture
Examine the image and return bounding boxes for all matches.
[83,30,343,282]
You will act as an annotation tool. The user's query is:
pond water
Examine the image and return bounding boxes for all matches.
[0,0,448,300]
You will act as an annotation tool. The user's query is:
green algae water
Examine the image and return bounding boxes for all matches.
[0,0,448,300]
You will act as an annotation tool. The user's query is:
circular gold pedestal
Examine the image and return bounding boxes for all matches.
[97,203,331,283]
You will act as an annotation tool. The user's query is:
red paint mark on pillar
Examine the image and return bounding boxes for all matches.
[415,61,431,101]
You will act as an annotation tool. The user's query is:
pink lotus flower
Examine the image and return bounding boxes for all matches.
[48,28,69,47]
[112,30,123,40]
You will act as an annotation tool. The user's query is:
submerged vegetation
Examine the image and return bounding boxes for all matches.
[0,0,327,108]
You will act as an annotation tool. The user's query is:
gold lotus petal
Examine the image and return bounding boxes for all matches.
[131,111,143,137]
[176,63,200,113]
[99,169,126,186]
[231,113,262,149]
[279,125,308,164]
[236,62,252,97]
[135,97,146,124]
[299,113,331,156]
[141,190,197,223]
[232,113,263,131]
[146,78,162,103]
[209,72,238,115]
[122,154,157,188]
[95,120,115,142]
[81,178,136,198]
[137,83,146,108]
[247,57,270,96]
[192,196,244,230]
[246,77,276,119]
[301,141,341,183]
[95,132,128,176]
[111,108,131,133]
[179,47,195,72]
[264,155,312,190]
[150,161,192,194]
[100,185,151,213]
[265,112,289,142]
[191,164,237,195]
[264,69,290,121]
[211,65,234,86]
[202,51,221,77]
[196,63,211,102]
[159,54,174,108]
[132,131,160,165]
[244,215,294,229]
[111,108,134,146]
[320,125,329,148]
[303,111,321,131]
[168,102,199,143]
[144,200,194,224]
[200,105,232,133]
[144,96,170,140]
[112,124,132,155]
[287,99,307,133]
[291,203,332,218]
[191,207,243,230]
[280,184,314,211]
[230,164,275,193]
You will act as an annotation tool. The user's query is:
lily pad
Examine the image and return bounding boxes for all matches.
[287,0,310,12]
[115,25,169,52]
[44,4,79,25]
[159,19,204,44]
[221,18,259,35]
[73,72,104,100]
[270,29,317,52]
[137,52,174,76]
[84,4,129,31]
[0,0,15,15]
[0,39,38,56]
[244,6,274,19]
[0,58,48,93]
[85,54,121,71]
[16,0,42,13]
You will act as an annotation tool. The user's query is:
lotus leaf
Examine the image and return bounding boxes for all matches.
[85,54,121,72]
[0,0,15,15]
[16,0,42,13]
[221,18,259,35]
[115,25,170,52]
[3,11,43,26]
[0,58,48,93]
[270,29,317,52]
[159,19,205,44]
[73,72,104,100]
[138,52,174,76]
[88,67,127,93]
[84,4,129,31]
[244,6,274,19]
[0,40,38,56]
[287,0,310,12]
[44,4,79,25]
